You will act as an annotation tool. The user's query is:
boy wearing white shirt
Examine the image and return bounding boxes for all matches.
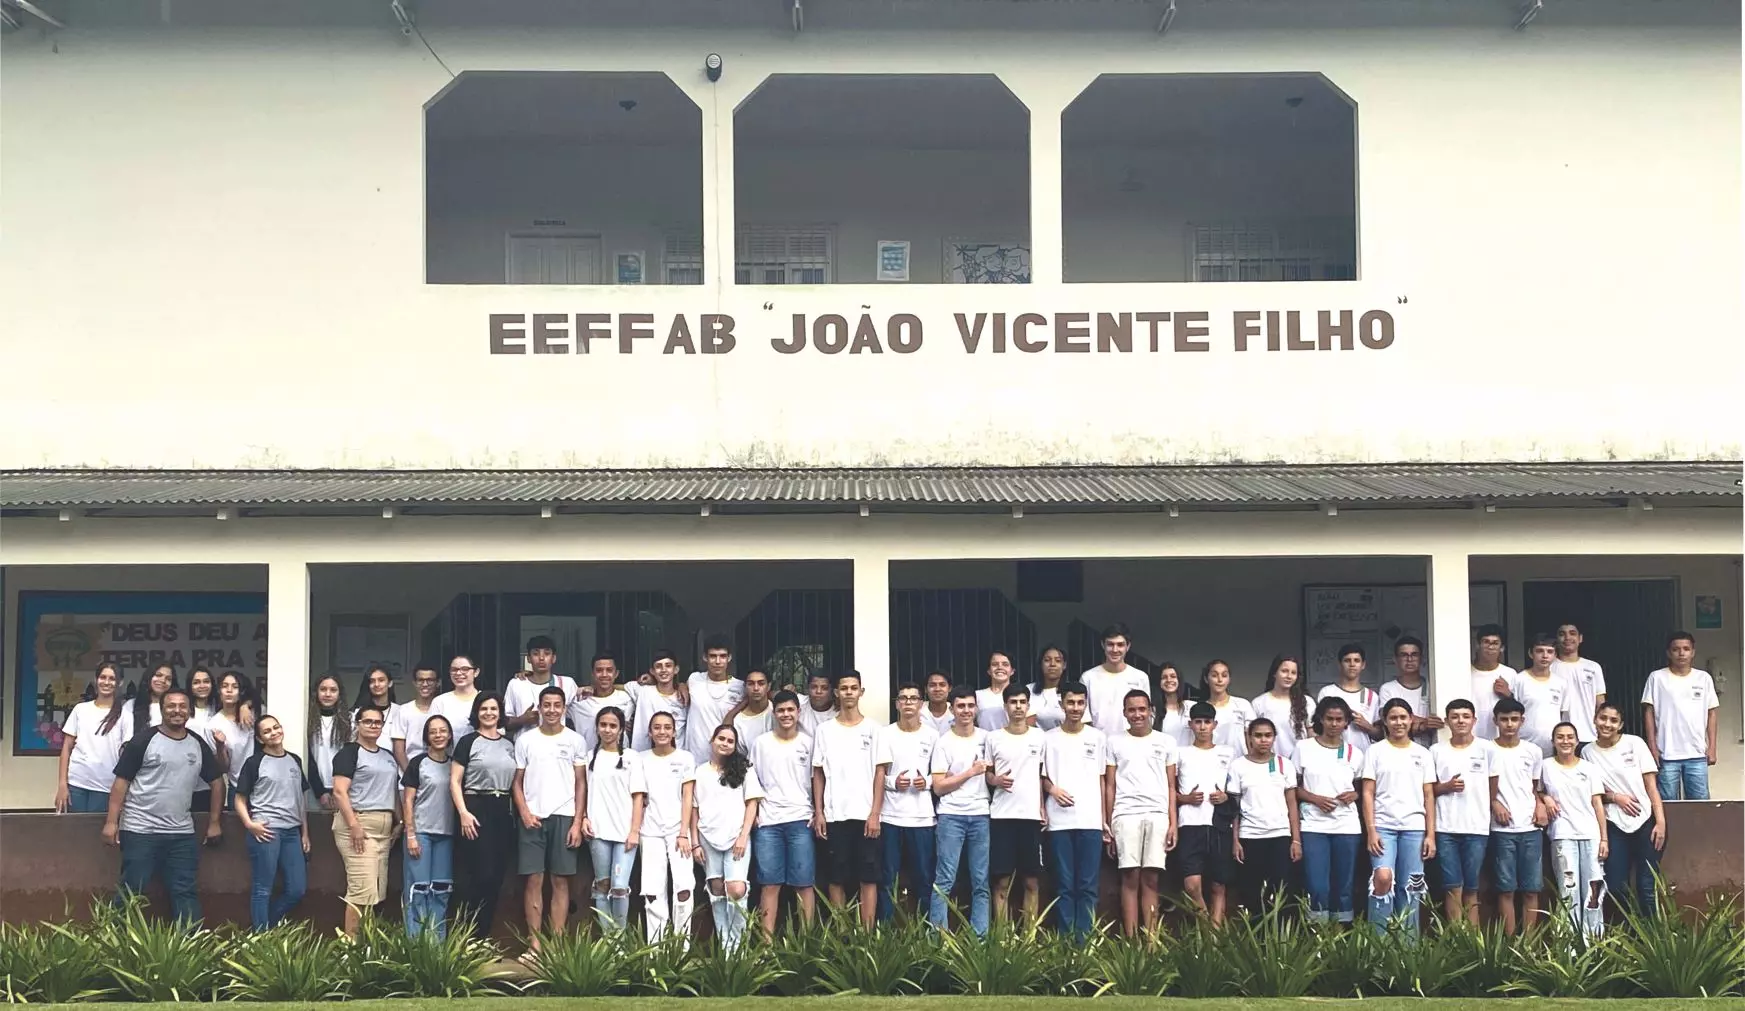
[1378,637,1442,749]
[1082,624,1152,736]
[1104,688,1178,936]
[1226,719,1301,916]
[985,684,1045,924]
[1554,623,1607,745]
[929,687,993,935]
[682,636,745,763]
[1471,626,1519,741]
[1515,634,1571,757]
[1040,682,1109,942]
[1429,699,1495,925]
[390,667,441,767]
[569,653,636,749]
[504,637,580,737]
[627,652,689,753]
[731,669,775,752]
[922,671,955,736]
[1641,630,1720,801]
[750,691,817,933]
[1173,702,1236,925]
[1488,698,1548,935]
[511,687,586,955]
[1315,643,1381,753]
[799,671,839,736]
[810,671,883,929]
[874,683,939,923]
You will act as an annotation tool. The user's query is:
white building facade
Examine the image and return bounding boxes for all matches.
[0,0,1740,806]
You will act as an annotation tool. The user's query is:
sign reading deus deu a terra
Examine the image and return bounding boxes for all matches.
[487,308,1398,356]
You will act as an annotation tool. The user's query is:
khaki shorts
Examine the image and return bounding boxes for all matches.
[334,809,395,908]
[1113,812,1171,870]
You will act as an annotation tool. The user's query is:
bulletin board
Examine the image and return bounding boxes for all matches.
[1302,582,1506,688]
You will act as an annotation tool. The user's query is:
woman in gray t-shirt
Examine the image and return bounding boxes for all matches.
[332,706,399,939]
[233,715,311,930]
[401,715,457,938]
[449,693,515,941]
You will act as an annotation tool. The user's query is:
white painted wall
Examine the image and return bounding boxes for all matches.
[1,2,1737,468]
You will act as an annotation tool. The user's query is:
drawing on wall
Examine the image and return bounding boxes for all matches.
[876,240,911,282]
[944,240,1031,284]
[1696,594,1723,629]
[1301,582,1506,688]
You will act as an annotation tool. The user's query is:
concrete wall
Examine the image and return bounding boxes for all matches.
[1,0,1738,468]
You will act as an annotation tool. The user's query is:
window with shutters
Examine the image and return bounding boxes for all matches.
[1188,219,1356,283]
[662,232,704,285]
[734,227,834,285]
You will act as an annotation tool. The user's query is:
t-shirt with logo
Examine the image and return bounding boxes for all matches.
[1029,686,1064,731]
[62,701,133,794]
[505,676,579,741]
[1581,735,1658,834]
[683,673,746,763]
[452,731,516,793]
[1082,666,1153,736]
[638,747,697,839]
[1360,740,1434,832]
[1315,684,1380,754]
[1641,667,1719,762]
[627,684,688,753]
[687,760,765,851]
[1514,670,1570,756]
[931,728,992,817]
[1378,678,1436,749]
[811,717,878,822]
[332,742,399,811]
[985,727,1045,822]
[113,728,222,835]
[1541,758,1604,841]
[1174,743,1236,829]
[1041,725,1108,832]
[401,753,457,836]
[583,747,646,843]
[1429,739,1496,836]
[1207,696,1256,752]
[1470,666,1519,740]
[875,723,940,828]
[514,726,586,819]
[1490,740,1544,834]
[1106,730,1177,819]
[1249,693,1306,759]
[1553,658,1607,743]
[1226,755,1297,840]
[570,688,635,750]
[1295,738,1363,835]
[751,732,814,827]
[235,750,309,831]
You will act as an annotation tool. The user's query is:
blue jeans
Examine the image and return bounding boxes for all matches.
[246,829,308,929]
[403,832,453,937]
[1658,758,1710,800]
[879,824,937,922]
[1367,828,1427,938]
[587,838,637,931]
[1491,829,1544,894]
[118,831,200,923]
[753,820,816,887]
[930,814,990,935]
[1301,832,1360,923]
[68,786,109,812]
[1435,832,1488,891]
[1049,829,1102,940]
[1603,819,1663,916]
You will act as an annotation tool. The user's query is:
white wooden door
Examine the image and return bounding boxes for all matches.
[506,234,602,284]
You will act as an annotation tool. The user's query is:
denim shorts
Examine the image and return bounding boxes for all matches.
[1490,829,1544,894]
[1436,832,1488,890]
[753,820,815,888]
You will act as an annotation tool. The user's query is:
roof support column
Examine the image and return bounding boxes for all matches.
[265,557,311,773]
[852,553,891,723]
[1427,548,1471,740]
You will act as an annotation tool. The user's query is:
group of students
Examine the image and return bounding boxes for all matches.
[56,622,1714,945]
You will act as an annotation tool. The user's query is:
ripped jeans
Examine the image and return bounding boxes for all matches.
[1551,837,1606,937]
[1366,829,1427,939]
[404,832,454,938]
[588,838,638,932]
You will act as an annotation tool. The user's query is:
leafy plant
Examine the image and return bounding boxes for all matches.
[627,932,696,996]
[1090,926,1177,996]
[1431,919,1517,998]
[1499,918,1626,998]
[931,911,1054,995]
[223,922,348,1002]
[522,929,638,996]
[95,901,227,1002]
[0,921,111,1003]
[765,922,830,996]
[1308,922,1380,997]
[1219,898,1323,997]
[812,913,931,995]
[1610,886,1745,997]
[1370,923,1479,997]
[1170,917,1244,997]
[677,939,790,997]
[338,912,500,998]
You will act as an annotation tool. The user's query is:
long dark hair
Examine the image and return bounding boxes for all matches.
[352,664,397,712]
[216,670,259,721]
[129,664,177,739]
[590,706,627,772]
[92,663,126,736]
[1032,643,1067,693]
[1198,659,1232,702]
[312,675,351,749]
[1264,654,1310,742]
[187,666,218,715]
[709,723,750,789]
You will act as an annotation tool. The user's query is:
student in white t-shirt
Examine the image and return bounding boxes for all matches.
[751,691,818,934]
[975,651,1017,732]
[580,705,644,933]
[1470,625,1519,741]
[921,671,955,737]
[730,669,776,752]
[1226,718,1301,915]
[431,654,482,741]
[56,663,132,813]
[1489,697,1548,936]
[637,711,697,944]
[1428,698,1495,925]
[627,652,689,753]
[929,687,993,936]
[352,665,399,744]
[799,671,839,736]
[511,686,586,956]
[1360,699,1436,938]
[686,723,763,954]
[1029,645,1068,731]
[810,671,882,929]
[1514,634,1571,757]
[1316,643,1381,753]
[1540,722,1608,937]
[1105,688,1177,937]
[985,685,1046,924]
[1156,664,1192,745]
[1198,659,1256,751]
[1584,701,1665,917]
[1173,701,1236,925]
[1040,681,1109,942]
[391,666,442,769]
[682,636,745,763]
[1251,655,1311,760]
[568,652,636,750]
[873,682,939,924]
[1554,623,1607,745]
[1296,696,1364,924]
[504,636,579,739]
[206,672,259,791]
[1641,630,1720,801]
[1082,623,1152,736]
[1378,637,1443,749]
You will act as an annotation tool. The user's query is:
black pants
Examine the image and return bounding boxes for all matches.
[453,793,513,940]
[1238,836,1294,913]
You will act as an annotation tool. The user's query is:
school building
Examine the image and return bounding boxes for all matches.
[0,0,1740,918]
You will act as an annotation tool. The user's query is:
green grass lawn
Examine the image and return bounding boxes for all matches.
[67,999,1745,1011]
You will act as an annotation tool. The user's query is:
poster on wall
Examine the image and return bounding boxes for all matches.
[13,591,268,757]
[1301,582,1505,689]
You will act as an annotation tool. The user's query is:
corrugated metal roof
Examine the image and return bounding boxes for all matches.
[1,462,1738,513]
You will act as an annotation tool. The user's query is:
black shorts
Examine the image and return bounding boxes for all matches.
[989,818,1045,877]
[825,820,882,887]
[1175,824,1234,885]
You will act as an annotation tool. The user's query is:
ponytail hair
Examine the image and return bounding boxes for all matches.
[590,706,627,772]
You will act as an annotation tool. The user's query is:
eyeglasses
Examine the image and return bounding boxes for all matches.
[358,718,385,727]
[449,666,476,673]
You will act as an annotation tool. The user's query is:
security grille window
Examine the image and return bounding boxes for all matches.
[662,233,704,285]
[1189,219,1355,282]
[735,227,833,284]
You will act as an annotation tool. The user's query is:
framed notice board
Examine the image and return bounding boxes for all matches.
[1302,582,1506,689]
